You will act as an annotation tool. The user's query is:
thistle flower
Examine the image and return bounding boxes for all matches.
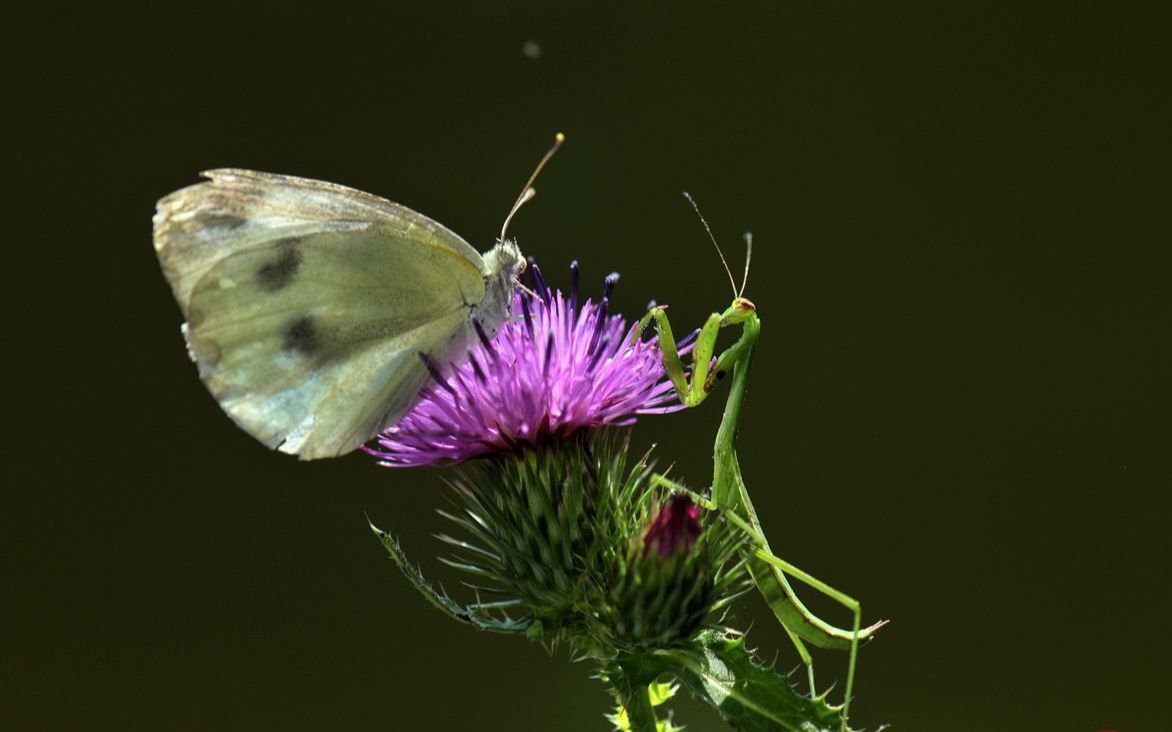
[369,262,687,467]
[364,260,827,731]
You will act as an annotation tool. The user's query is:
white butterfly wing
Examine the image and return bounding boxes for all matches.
[154,169,489,459]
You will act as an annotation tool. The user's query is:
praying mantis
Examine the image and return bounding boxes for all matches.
[635,195,887,731]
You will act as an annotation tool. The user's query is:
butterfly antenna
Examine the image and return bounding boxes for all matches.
[739,231,753,297]
[683,191,737,299]
[501,132,565,241]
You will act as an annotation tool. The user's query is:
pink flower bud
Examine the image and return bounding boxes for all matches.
[644,495,702,557]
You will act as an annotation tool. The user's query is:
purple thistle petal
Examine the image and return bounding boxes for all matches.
[520,295,534,339]
[528,259,551,304]
[418,353,457,398]
[569,260,580,316]
[676,327,701,354]
[602,272,619,301]
[367,264,687,467]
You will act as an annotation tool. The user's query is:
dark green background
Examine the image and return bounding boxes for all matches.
[7,2,1170,730]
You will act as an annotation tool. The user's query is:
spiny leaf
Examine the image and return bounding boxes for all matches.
[367,518,531,635]
[620,629,846,732]
[647,682,679,707]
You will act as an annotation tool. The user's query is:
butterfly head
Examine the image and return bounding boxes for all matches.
[480,239,526,329]
[485,238,525,279]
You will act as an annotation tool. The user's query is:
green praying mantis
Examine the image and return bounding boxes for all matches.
[634,194,887,731]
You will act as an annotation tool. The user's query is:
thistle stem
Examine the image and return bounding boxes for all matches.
[611,672,659,732]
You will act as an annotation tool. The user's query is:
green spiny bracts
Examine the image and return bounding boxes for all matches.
[435,431,745,655]
[438,434,605,629]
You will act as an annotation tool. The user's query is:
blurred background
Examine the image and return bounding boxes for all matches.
[6,2,1170,730]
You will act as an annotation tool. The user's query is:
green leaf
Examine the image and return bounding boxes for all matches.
[367,517,531,635]
[622,630,846,732]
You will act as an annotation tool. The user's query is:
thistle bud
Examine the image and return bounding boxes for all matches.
[603,494,733,650]
[643,494,702,557]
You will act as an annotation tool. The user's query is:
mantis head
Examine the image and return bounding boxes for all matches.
[722,296,756,326]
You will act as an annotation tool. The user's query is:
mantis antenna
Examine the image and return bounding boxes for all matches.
[740,231,753,298]
[683,191,738,299]
[501,132,565,242]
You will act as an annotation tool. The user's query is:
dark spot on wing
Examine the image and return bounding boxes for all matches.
[283,316,319,355]
[256,241,303,292]
[202,213,247,230]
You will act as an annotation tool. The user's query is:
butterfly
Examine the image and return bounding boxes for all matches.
[152,136,562,460]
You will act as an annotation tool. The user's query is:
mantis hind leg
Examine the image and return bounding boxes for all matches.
[752,549,862,730]
[783,623,817,696]
[651,475,823,695]
[652,472,878,730]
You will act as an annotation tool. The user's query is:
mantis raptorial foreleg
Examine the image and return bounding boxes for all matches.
[633,298,756,407]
